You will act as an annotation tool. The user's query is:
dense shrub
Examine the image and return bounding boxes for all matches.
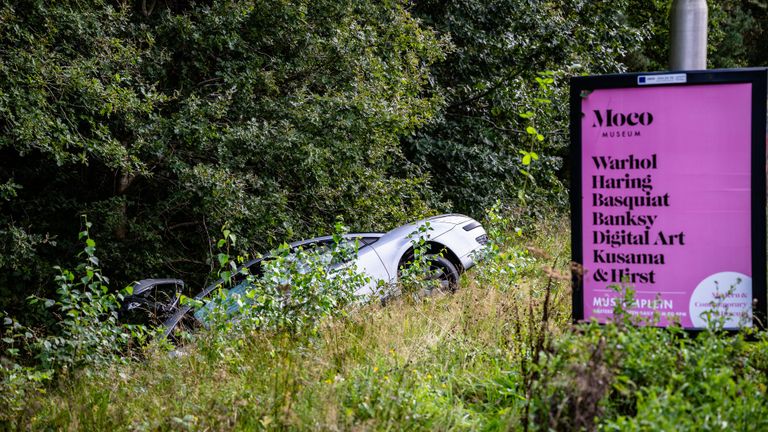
[0,0,445,311]
[3,0,764,313]
[191,223,368,338]
[1,220,148,421]
[402,1,649,215]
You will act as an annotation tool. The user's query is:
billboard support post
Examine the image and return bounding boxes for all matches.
[670,0,708,70]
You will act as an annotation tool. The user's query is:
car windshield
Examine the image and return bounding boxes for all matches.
[191,240,356,325]
[193,279,255,324]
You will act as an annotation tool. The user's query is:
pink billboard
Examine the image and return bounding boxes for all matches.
[571,70,767,330]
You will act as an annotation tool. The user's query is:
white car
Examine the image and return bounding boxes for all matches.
[120,214,487,335]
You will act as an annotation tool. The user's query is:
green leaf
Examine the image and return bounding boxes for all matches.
[525,126,536,135]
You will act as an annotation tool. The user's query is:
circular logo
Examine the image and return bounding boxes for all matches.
[689,272,752,329]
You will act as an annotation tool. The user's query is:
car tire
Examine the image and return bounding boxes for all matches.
[424,255,460,293]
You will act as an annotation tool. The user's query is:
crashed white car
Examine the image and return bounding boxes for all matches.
[120,214,487,335]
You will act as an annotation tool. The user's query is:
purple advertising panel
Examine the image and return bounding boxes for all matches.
[570,69,767,330]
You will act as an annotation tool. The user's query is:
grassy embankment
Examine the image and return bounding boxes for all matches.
[8,214,768,431]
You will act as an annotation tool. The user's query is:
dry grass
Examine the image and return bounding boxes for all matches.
[13,215,767,431]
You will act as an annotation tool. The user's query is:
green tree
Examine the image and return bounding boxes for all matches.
[0,1,445,310]
[404,0,648,214]
[622,0,768,71]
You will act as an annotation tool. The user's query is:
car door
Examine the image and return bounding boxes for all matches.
[351,244,390,297]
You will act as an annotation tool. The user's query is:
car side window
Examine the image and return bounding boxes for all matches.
[359,237,380,246]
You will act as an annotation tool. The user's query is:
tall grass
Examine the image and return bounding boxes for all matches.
[5,214,768,431]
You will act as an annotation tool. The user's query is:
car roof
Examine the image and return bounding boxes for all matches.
[191,232,383,301]
[288,233,383,249]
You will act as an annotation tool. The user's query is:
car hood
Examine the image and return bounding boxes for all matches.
[425,214,474,225]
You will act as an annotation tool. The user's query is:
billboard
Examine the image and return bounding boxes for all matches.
[570,69,767,330]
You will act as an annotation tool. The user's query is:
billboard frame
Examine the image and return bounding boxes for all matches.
[570,68,768,330]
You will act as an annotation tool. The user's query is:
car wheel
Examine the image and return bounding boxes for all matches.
[424,255,460,293]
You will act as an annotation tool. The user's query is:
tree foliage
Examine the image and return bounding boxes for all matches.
[403,0,767,215]
[0,0,765,311]
[0,0,445,308]
[402,0,649,215]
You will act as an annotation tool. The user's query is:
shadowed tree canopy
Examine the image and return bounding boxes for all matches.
[0,0,765,311]
[402,0,648,215]
[403,0,767,215]
[0,0,445,308]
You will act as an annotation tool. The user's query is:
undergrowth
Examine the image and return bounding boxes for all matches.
[3,211,768,431]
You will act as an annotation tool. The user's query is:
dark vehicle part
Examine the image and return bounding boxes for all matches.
[119,279,184,326]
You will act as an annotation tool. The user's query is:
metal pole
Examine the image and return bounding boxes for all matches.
[670,0,708,70]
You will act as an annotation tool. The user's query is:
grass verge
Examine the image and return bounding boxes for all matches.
[5,214,768,431]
